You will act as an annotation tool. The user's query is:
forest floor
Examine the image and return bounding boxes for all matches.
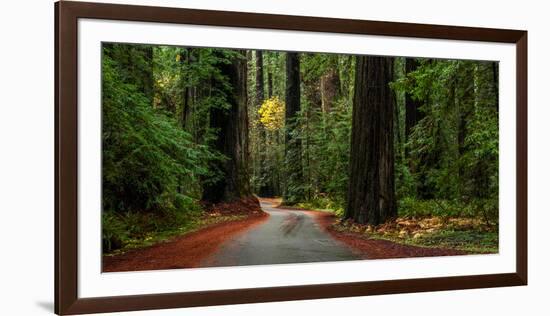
[103,197,496,272]
[293,205,498,257]
[102,197,268,272]
[330,216,498,256]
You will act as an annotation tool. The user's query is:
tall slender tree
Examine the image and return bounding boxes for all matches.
[283,52,304,204]
[345,56,396,225]
[457,62,475,186]
[266,52,282,196]
[255,51,273,197]
[404,58,423,150]
[268,72,274,98]
[180,48,193,129]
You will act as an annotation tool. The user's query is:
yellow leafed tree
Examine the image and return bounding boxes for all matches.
[258,96,285,131]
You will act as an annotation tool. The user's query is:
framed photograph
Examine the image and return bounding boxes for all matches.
[55,1,527,314]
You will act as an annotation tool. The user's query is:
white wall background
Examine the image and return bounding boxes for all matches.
[0,0,547,315]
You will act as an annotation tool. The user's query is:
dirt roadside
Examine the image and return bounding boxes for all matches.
[102,198,269,272]
[309,211,465,259]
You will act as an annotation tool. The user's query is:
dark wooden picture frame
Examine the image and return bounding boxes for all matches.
[55,1,527,314]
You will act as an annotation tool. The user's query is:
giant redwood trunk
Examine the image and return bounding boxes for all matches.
[345,56,397,225]
[283,52,304,204]
[202,50,252,203]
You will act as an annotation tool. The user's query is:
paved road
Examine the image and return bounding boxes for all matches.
[202,201,359,267]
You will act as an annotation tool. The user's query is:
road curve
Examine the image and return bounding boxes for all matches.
[201,200,359,267]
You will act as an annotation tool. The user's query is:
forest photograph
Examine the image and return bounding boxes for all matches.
[101,42,499,272]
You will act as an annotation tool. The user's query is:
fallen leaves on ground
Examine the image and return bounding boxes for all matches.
[328,215,498,255]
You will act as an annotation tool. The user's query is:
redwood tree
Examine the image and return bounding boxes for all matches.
[345,56,397,225]
[202,51,252,203]
[283,52,304,204]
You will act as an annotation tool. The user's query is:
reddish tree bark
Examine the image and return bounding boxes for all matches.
[345,56,397,225]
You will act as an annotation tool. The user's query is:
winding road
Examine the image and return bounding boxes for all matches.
[202,200,360,267]
[103,198,463,272]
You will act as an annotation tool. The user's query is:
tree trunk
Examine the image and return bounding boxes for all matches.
[142,46,154,106]
[255,51,265,108]
[268,72,274,98]
[404,58,423,151]
[202,50,252,203]
[256,51,273,197]
[181,48,193,128]
[320,68,340,113]
[458,63,475,161]
[455,61,475,202]
[345,56,397,225]
[283,52,304,204]
[266,53,278,195]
